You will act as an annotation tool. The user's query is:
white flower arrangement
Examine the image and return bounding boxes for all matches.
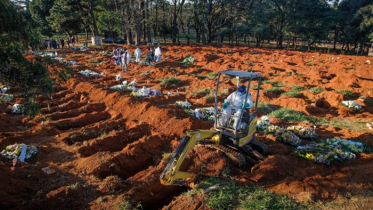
[1,85,10,93]
[130,86,161,98]
[325,138,365,153]
[41,52,57,58]
[78,69,104,78]
[341,100,362,111]
[286,125,318,140]
[12,104,24,113]
[175,100,192,108]
[1,144,38,161]
[0,94,14,102]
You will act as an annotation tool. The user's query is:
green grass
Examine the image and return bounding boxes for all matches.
[262,80,284,87]
[269,108,316,123]
[344,66,354,70]
[249,62,257,66]
[207,72,218,79]
[251,84,260,90]
[99,131,107,138]
[309,87,324,94]
[266,87,283,94]
[336,89,354,97]
[268,108,367,131]
[281,86,306,98]
[197,88,211,94]
[160,77,182,86]
[291,86,307,92]
[282,91,302,98]
[272,73,281,76]
[185,178,304,210]
[257,102,278,115]
[116,200,143,210]
[205,94,214,102]
[69,134,77,139]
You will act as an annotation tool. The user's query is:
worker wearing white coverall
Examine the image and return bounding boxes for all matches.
[134,48,142,63]
[154,47,161,62]
[222,85,253,129]
[121,50,131,72]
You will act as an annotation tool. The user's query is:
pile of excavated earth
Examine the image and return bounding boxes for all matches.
[0,44,372,209]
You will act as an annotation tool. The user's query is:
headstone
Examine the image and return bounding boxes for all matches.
[91,36,102,46]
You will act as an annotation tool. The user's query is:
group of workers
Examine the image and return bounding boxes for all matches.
[112,46,162,72]
[111,45,252,130]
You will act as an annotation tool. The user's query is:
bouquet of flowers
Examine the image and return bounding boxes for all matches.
[109,84,128,91]
[341,100,362,111]
[286,126,318,140]
[99,51,111,56]
[294,141,356,165]
[0,94,14,102]
[325,138,372,153]
[278,130,302,146]
[131,87,161,98]
[41,52,57,58]
[266,125,283,135]
[1,143,39,161]
[257,119,273,131]
[78,69,104,78]
[175,100,192,109]
[1,85,10,93]
[182,55,195,65]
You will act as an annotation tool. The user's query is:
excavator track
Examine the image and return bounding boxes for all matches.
[201,144,246,167]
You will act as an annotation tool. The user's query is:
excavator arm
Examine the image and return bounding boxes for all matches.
[160,130,219,185]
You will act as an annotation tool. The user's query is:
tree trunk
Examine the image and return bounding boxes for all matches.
[217,1,225,46]
[85,28,89,40]
[146,0,151,43]
[89,4,99,36]
[201,15,207,46]
[333,29,338,50]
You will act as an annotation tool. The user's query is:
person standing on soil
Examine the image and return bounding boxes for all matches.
[154,47,161,62]
[221,85,253,129]
[146,47,154,64]
[112,47,120,66]
[61,38,65,49]
[134,47,142,63]
[121,49,131,72]
[72,36,75,47]
[66,38,70,48]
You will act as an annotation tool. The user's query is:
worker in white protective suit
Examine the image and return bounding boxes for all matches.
[134,47,142,63]
[221,85,253,129]
[121,49,131,72]
[154,47,161,62]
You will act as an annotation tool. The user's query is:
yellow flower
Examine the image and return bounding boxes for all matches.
[305,153,315,160]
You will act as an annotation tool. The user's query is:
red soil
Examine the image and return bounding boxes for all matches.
[0,44,372,209]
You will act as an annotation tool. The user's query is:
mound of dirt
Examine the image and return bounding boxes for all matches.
[0,44,372,209]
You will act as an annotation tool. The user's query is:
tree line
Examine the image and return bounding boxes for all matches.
[28,0,373,52]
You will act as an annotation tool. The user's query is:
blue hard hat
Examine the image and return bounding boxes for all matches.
[238,85,246,93]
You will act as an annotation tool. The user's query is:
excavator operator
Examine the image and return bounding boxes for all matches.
[221,85,253,128]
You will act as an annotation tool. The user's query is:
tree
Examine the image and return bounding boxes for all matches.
[70,0,103,36]
[29,0,55,36]
[47,0,81,37]
[0,0,54,117]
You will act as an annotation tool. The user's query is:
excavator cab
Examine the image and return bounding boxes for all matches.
[214,70,261,145]
[160,70,267,186]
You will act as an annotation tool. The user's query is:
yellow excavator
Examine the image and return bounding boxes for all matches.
[160,70,268,186]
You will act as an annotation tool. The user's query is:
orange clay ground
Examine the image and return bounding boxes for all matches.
[0,44,372,209]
